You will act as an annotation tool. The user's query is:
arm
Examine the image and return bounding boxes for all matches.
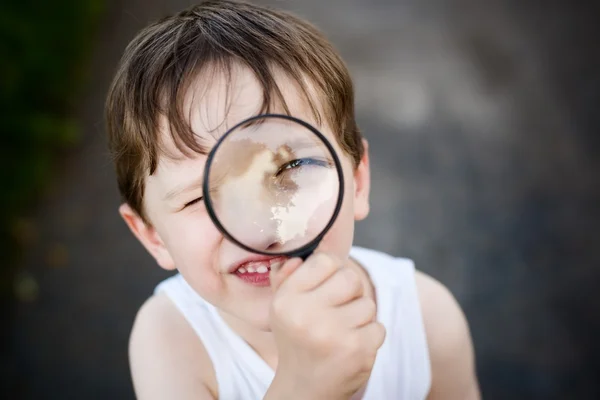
[415,271,481,400]
[129,293,217,400]
[129,293,309,400]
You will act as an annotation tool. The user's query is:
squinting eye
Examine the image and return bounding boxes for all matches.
[183,197,203,209]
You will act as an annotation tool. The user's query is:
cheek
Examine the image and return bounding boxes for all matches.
[160,212,224,294]
[318,173,356,257]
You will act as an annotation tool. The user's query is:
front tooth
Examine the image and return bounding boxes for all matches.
[246,265,256,273]
[256,265,269,273]
[237,267,246,274]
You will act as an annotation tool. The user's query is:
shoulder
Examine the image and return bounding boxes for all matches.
[129,293,217,399]
[350,246,413,287]
[414,271,468,345]
[414,271,480,399]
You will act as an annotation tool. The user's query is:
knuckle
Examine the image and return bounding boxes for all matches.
[342,268,362,291]
[362,297,377,319]
[374,322,387,346]
[312,252,341,271]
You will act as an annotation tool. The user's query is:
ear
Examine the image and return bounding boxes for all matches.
[353,139,371,221]
[119,203,176,271]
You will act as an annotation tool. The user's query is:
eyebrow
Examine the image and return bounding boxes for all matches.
[163,177,203,202]
[162,135,328,202]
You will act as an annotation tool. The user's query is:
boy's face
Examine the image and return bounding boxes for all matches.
[120,65,371,330]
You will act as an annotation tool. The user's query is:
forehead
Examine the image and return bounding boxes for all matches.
[146,64,337,199]
[157,63,326,161]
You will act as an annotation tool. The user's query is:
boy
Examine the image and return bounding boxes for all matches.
[106,1,480,399]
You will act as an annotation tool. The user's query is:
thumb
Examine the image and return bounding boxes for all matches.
[270,257,302,292]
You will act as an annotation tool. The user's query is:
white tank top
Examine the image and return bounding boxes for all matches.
[155,246,431,399]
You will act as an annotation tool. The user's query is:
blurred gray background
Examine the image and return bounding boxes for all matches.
[5,0,599,399]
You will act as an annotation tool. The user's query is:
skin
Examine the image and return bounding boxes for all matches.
[122,64,480,399]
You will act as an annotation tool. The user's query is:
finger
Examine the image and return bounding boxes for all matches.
[278,252,341,293]
[313,266,364,306]
[357,321,387,350]
[335,296,377,328]
[270,257,302,292]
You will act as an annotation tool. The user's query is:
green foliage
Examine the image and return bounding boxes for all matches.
[0,0,105,294]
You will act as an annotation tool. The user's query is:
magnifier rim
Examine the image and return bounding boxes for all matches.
[203,113,345,258]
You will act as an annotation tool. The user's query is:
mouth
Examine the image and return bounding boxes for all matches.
[228,256,287,287]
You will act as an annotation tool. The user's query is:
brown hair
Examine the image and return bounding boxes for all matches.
[106,0,363,223]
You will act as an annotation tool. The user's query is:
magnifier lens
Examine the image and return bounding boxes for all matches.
[205,115,342,256]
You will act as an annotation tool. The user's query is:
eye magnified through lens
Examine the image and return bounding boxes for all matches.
[203,114,344,260]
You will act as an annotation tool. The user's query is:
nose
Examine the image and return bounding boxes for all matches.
[234,222,283,253]
[215,190,285,253]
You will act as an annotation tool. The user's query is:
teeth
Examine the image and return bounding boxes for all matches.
[234,259,284,274]
[256,265,269,273]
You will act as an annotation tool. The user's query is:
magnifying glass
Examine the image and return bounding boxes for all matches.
[203,114,344,260]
